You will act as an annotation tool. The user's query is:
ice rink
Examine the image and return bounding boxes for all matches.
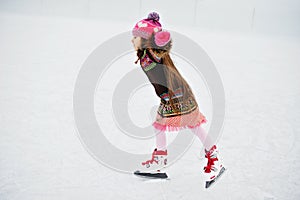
[1,1,300,199]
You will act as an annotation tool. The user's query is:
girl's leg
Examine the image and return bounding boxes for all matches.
[191,125,225,187]
[137,128,167,171]
[190,125,214,151]
[155,128,167,151]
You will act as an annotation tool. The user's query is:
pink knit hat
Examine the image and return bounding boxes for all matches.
[132,12,162,39]
[154,31,171,47]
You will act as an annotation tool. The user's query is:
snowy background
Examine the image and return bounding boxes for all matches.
[1,0,300,199]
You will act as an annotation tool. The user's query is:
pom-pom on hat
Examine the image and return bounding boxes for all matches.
[154,31,171,47]
[132,12,162,39]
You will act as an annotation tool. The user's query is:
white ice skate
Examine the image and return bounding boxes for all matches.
[134,148,168,179]
[203,145,226,188]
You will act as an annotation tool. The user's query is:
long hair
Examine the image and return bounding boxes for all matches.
[135,34,196,112]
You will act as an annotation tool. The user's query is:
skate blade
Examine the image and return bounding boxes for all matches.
[133,170,170,180]
[205,166,226,189]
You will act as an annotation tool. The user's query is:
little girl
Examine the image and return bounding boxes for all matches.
[131,12,225,188]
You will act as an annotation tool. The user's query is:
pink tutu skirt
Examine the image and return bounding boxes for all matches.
[153,108,207,132]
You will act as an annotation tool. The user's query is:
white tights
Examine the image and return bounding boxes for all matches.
[155,126,214,151]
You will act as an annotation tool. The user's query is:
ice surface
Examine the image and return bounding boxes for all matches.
[0,11,300,200]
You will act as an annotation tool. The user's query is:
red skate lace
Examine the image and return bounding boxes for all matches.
[142,149,159,165]
[142,155,158,165]
[204,146,218,173]
[142,149,166,166]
